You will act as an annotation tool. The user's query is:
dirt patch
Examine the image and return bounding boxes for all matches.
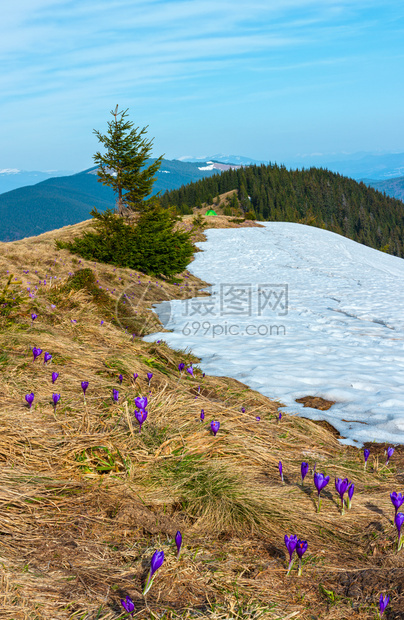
[296,395,335,410]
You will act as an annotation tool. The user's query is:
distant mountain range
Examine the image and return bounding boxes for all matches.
[362,176,404,202]
[0,160,220,242]
[0,168,76,194]
[181,151,404,181]
[1,153,403,242]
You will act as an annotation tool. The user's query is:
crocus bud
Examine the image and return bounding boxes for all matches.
[143,550,164,596]
[112,389,119,403]
[200,409,205,421]
[395,512,404,551]
[279,461,284,483]
[284,534,298,575]
[25,393,34,408]
[314,472,330,513]
[118,374,123,384]
[52,393,61,410]
[175,531,182,558]
[52,372,59,384]
[147,372,153,383]
[363,448,370,470]
[301,462,309,485]
[133,373,138,382]
[390,492,404,515]
[347,483,355,509]
[386,447,395,466]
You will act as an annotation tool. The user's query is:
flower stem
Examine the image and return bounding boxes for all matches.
[286,558,295,576]
[142,571,154,596]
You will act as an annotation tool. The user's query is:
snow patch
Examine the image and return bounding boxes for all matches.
[146,222,404,446]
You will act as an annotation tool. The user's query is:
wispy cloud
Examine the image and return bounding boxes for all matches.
[1,0,403,167]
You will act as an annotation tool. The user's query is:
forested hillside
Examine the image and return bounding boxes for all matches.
[160,164,404,257]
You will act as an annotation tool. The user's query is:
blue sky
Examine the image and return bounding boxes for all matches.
[1,0,403,170]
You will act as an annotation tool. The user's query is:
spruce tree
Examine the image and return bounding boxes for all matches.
[93,105,163,215]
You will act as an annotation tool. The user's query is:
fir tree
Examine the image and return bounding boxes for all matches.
[93,105,163,216]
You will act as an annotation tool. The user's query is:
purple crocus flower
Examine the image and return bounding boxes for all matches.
[256,416,261,421]
[296,539,308,576]
[135,409,148,433]
[44,352,52,364]
[386,447,394,466]
[147,372,153,384]
[52,372,59,384]
[135,396,148,410]
[121,595,135,616]
[390,492,404,515]
[52,393,61,410]
[335,478,350,515]
[284,534,298,575]
[200,409,205,421]
[279,461,284,484]
[175,531,182,558]
[31,313,37,322]
[112,389,119,403]
[379,594,389,617]
[347,483,355,509]
[210,421,220,436]
[278,412,282,422]
[301,462,309,486]
[142,550,165,596]
[32,347,42,362]
[25,393,34,408]
[81,381,89,402]
[395,512,404,551]
[241,407,246,413]
[118,374,123,384]
[178,363,185,375]
[186,367,194,377]
[133,373,138,382]
[314,472,330,512]
[363,448,370,471]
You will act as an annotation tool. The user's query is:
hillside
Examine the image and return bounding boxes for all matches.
[161,164,404,257]
[0,160,218,242]
[363,175,404,202]
[0,216,403,619]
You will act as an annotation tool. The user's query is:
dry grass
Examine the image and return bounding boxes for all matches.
[0,218,403,619]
